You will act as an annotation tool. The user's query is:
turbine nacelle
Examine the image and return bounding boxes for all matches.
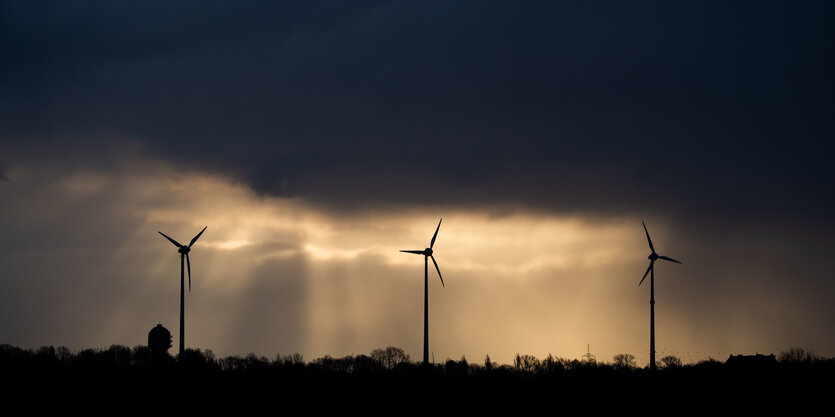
[399,218,445,287]
[639,221,681,286]
[159,226,207,293]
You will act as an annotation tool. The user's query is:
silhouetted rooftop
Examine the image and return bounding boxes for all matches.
[726,354,777,367]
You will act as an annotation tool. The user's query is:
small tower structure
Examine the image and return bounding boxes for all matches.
[582,344,596,364]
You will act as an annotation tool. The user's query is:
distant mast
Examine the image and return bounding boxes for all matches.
[582,344,596,363]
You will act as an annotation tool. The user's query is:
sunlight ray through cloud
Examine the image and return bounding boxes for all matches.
[205,240,254,250]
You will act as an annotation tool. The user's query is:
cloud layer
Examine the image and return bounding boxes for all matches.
[2,1,833,217]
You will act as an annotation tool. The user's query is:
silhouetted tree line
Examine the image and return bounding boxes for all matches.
[1,344,831,413]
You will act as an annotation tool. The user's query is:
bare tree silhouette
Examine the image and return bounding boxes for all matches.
[613,353,637,369]
[659,355,682,369]
[779,347,817,364]
[370,346,410,369]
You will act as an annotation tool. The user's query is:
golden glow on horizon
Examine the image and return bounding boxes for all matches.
[2,158,714,365]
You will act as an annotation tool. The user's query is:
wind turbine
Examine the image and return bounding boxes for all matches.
[400,219,445,367]
[158,226,207,356]
[639,221,680,371]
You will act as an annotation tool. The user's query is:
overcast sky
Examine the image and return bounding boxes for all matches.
[1,1,833,364]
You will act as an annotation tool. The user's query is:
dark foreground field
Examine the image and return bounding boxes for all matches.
[2,345,831,414]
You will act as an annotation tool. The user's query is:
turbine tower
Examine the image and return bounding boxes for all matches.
[158,226,207,356]
[400,219,445,367]
[639,221,680,371]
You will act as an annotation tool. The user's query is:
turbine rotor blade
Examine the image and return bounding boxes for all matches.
[187,253,191,292]
[430,218,442,249]
[431,255,444,287]
[400,250,425,255]
[642,221,655,253]
[158,231,183,248]
[188,226,208,248]
[639,262,652,286]
[658,255,681,264]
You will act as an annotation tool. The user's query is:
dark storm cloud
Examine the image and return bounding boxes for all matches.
[2,1,834,220]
